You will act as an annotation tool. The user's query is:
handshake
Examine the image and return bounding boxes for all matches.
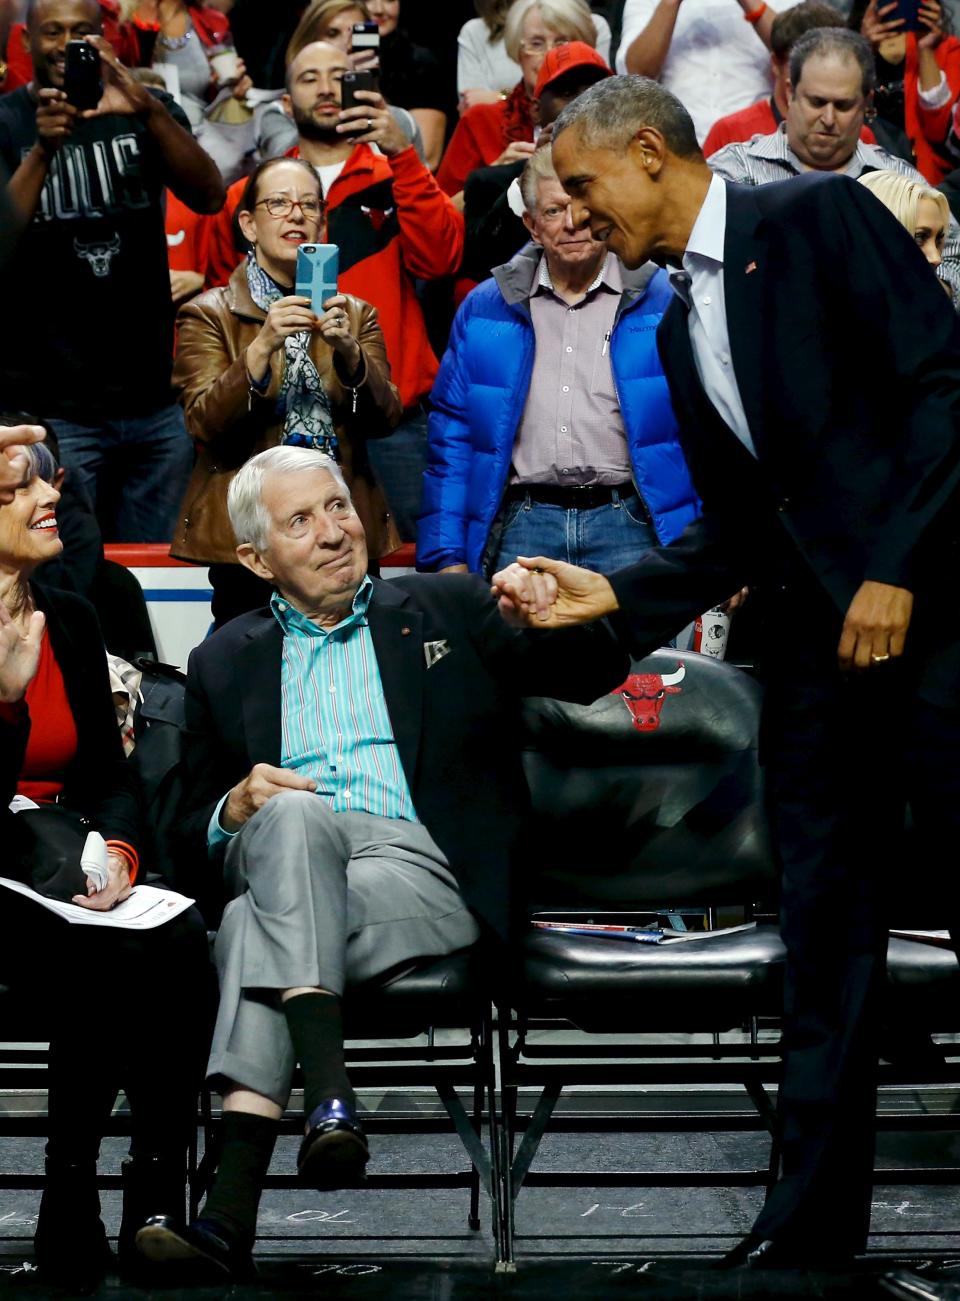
[490,555,619,628]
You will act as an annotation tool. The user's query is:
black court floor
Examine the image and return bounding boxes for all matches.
[1,1130,960,1298]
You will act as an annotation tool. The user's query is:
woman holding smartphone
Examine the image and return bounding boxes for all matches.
[171,156,401,625]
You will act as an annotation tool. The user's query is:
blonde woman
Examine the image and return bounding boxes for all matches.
[437,0,602,200]
[858,168,951,270]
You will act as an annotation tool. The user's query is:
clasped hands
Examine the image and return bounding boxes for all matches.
[490,557,913,671]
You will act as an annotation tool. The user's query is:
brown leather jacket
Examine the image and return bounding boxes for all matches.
[171,262,402,565]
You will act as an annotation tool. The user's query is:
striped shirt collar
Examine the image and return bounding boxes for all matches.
[271,574,374,638]
[747,122,884,178]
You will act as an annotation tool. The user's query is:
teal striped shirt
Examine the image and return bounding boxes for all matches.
[207,577,418,850]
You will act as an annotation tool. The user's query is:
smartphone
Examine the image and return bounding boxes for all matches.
[351,20,380,53]
[887,0,921,30]
[63,39,102,111]
[340,68,379,117]
[295,244,339,314]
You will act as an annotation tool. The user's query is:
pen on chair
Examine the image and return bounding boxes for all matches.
[602,331,611,357]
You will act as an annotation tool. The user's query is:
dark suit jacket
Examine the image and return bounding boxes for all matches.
[177,573,628,940]
[607,174,960,705]
[0,583,140,851]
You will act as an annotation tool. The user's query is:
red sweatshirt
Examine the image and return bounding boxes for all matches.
[205,143,464,410]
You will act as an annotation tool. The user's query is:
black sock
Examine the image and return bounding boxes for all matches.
[201,1112,278,1248]
[283,991,356,1117]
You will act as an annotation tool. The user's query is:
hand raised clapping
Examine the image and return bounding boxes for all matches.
[0,603,45,704]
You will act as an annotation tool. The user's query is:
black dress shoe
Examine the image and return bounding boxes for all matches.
[297,1097,369,1191]
[134,1214,255,1281]
[719,1235,856,1272]
[117,1153,187,1270]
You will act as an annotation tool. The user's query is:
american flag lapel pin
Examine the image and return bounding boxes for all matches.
[745,260,758,275]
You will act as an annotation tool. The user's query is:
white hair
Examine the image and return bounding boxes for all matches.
[227,446,349,551]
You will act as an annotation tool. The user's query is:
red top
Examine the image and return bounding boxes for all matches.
[703,97,877,158]
[436,84,536,197]
[17,631,78,804]
[908,35,960,183]
[204,144,464,410]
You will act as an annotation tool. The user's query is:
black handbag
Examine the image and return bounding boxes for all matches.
[12,806,92,904]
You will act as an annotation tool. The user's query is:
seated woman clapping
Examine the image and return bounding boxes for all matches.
[171,155,402,626]
[0,440,212,1291]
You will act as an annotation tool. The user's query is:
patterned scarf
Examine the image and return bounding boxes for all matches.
[245,253,339,458]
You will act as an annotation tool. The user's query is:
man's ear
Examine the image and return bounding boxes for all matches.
[630,126,666,176]
[522,208,539,242]
[281,92,294,119]
[237,543,275,584]
[784,76,795,107]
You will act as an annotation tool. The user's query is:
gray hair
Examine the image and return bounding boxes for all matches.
[789,27,876,96]
[553,74,701,158]
[520,148,560,214]
[24,441,58,485]
[227,446,349,551]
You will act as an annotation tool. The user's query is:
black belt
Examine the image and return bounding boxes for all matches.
[504,482,638,510]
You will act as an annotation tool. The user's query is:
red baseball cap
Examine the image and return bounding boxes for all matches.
[533,41,612,101]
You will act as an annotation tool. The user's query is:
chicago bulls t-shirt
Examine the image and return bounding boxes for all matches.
[0,85,190,421]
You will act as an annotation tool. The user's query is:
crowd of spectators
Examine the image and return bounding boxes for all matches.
[4,0,960,562]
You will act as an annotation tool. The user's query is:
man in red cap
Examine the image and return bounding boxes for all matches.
[461,41,613,281]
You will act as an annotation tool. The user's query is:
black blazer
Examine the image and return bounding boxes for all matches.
[607,174,960,703]
[0,583,140,850]
[177,573,628,940]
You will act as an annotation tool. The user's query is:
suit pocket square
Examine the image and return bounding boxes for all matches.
[424,639,451,669]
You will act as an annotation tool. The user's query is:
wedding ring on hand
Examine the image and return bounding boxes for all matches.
[367,118,373,131]
[871,653,891,663]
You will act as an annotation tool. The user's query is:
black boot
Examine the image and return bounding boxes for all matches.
[117,1153,187,1274]
[34,1157,113,1291]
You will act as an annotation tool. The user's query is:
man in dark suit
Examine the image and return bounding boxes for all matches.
[136,444,626,1280]
[493,74,960,1269]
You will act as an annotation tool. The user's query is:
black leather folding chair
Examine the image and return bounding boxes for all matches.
[496,649,786,1267]
[193,945,505,1257]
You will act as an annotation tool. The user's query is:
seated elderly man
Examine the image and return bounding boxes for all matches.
[709,26,960,295]
[135,444,627,1279]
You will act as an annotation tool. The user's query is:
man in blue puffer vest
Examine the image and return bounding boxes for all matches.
[417,148,700,576]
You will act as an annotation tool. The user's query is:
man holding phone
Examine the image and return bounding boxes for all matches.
[0,0,225,543]
[206,38,464,541]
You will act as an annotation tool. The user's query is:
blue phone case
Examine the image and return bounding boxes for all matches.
[295,244,339,314]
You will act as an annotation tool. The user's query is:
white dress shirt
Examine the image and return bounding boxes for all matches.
[615,0,801,143]
[669,174,756,457]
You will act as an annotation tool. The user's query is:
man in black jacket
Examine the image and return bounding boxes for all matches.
[493,74,960,1270]
[137,444,626,1279]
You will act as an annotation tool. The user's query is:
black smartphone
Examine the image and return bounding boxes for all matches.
[886,0,922,31]
[351,20,380,54]
[63,39,102,111]
[340,69,380,130]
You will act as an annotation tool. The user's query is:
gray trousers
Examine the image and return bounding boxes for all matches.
[207,791,480,1105]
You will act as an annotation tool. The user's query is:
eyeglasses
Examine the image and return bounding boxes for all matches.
[255,195,325,219]
[520,35,570,55]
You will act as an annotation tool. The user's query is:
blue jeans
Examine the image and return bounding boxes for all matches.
[365,407,428,544]
[49,403,193,544]
[487,488,658,577]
